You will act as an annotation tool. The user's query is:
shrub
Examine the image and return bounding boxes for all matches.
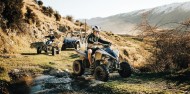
[1,0,24,28]
[0,1,5,14]
[152,31,190,71]
[138,13,190,72]
[25,7,38,24]
[48,7,54,14]
[0,2,5,28]
[74,20,81,26]
[54,12,61,21]
[66,15,73,22]
[42,6,47,11]
[42,6,54,17]
[37,0,43,6]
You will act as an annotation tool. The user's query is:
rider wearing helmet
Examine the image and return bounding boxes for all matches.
[87,26,111,69]
[45,29,56,45]
[45,29,56,42]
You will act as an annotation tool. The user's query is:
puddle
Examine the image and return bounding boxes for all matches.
[4,69,121,94]
[30,73,106,94]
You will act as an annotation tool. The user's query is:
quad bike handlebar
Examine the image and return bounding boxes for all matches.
[93,42,112,48]
[90,42,112,48]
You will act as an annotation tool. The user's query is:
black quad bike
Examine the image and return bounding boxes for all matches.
[61,31,81,50]
[73,44,132,82]
[37,40,60,56]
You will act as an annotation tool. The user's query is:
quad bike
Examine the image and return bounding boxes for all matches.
[61,31,81,50]
[73,43,132,82]
[37,40,60,56]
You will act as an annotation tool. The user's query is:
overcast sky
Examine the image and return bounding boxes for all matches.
[41,0,190,19]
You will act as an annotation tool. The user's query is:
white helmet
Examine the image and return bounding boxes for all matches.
[92,25,101,32]
[50,30,54,35]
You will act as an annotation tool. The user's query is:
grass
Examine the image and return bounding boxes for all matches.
[0,48,79,81]
[91,73,189,94]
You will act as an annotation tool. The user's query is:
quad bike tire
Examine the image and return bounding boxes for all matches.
[94,60,101,68]
[56,50,60,54]
[52,47,56,56]
[73,60,84,76]
[94,65,109,82]
[37,47,41,54]
[44,47,48,53]
[56,47,60,54]
[118,62,132,78]
[75,42,80,50]
[61,44,66,51]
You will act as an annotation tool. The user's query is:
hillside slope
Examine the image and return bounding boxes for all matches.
[0,0,79,54]
[0,0,150,67]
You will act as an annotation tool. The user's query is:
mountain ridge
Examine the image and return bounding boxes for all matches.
[87,1,190,35]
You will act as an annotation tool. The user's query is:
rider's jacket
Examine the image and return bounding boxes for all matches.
[87,33,110,48]
[45,35,55,41]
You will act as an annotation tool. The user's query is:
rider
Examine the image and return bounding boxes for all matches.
[45,29,56,45]
[45,29,56,42]
[87,26,111,69]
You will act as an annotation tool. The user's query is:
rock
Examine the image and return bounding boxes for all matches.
[12,69,20,73]
[8,69,31,81]
[49,68,70,77]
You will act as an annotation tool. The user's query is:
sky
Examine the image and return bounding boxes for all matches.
[41,0,190,19]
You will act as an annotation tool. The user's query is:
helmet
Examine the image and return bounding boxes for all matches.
[92,25,101,32]
[50,31,54,35]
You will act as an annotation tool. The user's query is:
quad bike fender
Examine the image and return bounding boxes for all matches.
[95,49,117,61]
[75,50,87,58]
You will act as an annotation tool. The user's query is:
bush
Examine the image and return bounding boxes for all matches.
[42,6,54,17]
[0,1,5,14]
[66,15,73,22]
[37,0,43,6]
[1,0,24,28]
[153,31,190,71]
[74,20,81,26]
[48,7,54,14]
[42,6,47,11]
[54,12,61,21]
[138,13,190,72]
[25,7,38,24]
[0,2,5,28]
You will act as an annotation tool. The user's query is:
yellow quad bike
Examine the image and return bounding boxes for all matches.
[73,43,132,82]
